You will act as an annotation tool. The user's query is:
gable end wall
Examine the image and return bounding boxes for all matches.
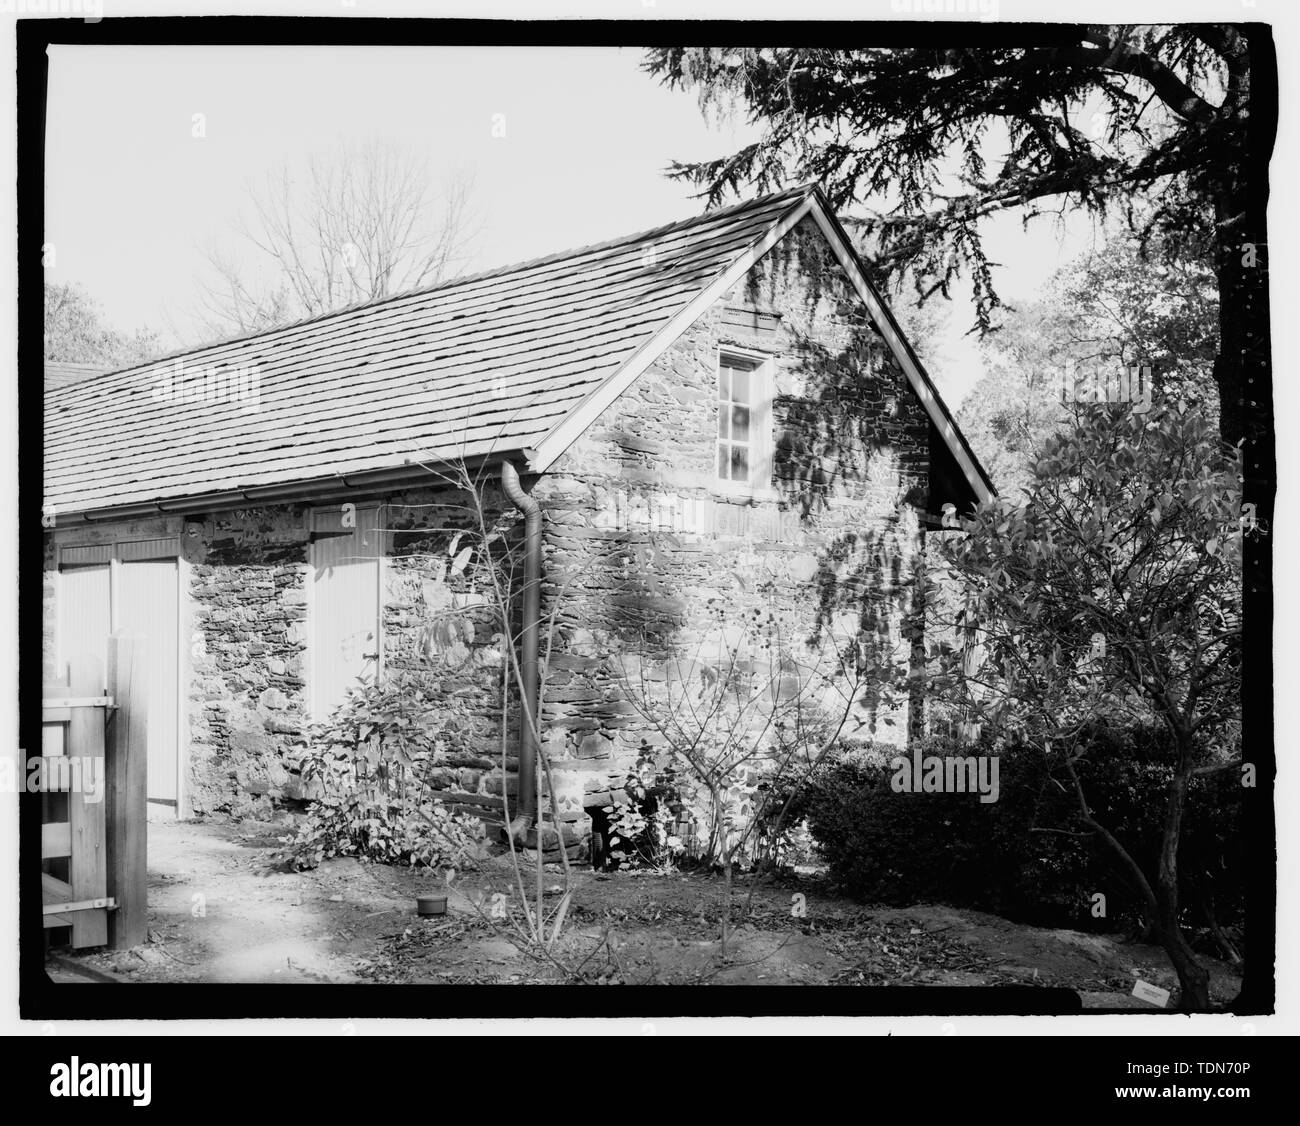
[531,216,932,804]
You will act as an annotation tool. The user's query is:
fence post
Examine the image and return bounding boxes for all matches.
[106,631,148,950]
[67,654,109,948]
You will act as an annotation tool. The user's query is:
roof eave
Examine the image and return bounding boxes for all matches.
[47,447,535,526]
[803,188,997,505]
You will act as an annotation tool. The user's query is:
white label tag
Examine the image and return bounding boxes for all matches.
[1132,979,1171,1007]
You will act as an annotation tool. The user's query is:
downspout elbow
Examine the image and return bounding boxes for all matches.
[501,459,541,523]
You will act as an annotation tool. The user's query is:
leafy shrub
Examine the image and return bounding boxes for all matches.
[282,785,485,871]
[748,752,851,872]
[278,681,488,871]
[794,737,1028,911]
[797,726,1245,937]
[601,739,826,873]
[600,746,688,871]
[753,815,820,872]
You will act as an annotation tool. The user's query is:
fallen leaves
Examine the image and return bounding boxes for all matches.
[826,919,996,986]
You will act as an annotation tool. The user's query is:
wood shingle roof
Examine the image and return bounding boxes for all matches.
[44,185,813,518]
[44,361,107,392]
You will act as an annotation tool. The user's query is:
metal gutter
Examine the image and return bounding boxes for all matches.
[47,450,536,525]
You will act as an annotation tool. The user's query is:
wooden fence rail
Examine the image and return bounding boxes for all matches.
[40,631,148,951]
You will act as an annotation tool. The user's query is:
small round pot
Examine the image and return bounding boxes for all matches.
[416,894,448,917]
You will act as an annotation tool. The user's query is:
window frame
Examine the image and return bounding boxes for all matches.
[712,347,776,499]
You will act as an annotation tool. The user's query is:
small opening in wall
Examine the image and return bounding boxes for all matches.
[588,803,614,871]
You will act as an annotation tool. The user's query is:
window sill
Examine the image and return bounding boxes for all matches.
[709,480,781,505]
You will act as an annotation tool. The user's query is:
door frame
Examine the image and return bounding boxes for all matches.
[54,529,190,819]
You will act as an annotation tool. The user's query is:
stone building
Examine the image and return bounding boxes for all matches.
[42,185,993,852]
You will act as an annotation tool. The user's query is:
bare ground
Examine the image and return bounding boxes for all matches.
[51,819,1243,1007]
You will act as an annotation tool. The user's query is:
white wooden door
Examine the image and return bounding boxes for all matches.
[57,561,111,676]
[57,539,183,819]
[117,554,181,816]
[309,508,382,722]
[55,562,112,761]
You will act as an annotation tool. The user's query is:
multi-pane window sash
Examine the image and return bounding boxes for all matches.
[717,355,757,484]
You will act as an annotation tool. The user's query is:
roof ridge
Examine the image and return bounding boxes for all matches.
[47,183,819,392]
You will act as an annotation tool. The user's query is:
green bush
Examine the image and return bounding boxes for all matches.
[798,727,1245,938]
[281,784,486,871]
[605,740,827,873]
[593,744,689,871]
[278,681,487,871]
[795,737,1035,913]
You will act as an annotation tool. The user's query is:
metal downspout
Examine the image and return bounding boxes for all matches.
[500,461,541,840]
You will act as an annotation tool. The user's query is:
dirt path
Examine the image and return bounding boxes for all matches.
[66,819,439,983]
[52,819,1243,1007]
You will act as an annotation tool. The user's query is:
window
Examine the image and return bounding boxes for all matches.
[717,353,759,484]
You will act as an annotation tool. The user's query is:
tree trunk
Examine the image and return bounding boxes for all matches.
[1153,922,1212,1012]
[721,859,733,961]
[1155,764,1212,1011]
[1212,195,1250,450]
[1189,873,1243,968]
[1078,751,1214,1010]
[1211,149,1274,452]
[907,533,927,743]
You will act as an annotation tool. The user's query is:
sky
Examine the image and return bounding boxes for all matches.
[45,44,1095,407]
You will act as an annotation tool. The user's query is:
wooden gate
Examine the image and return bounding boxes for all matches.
[40,632,149,950]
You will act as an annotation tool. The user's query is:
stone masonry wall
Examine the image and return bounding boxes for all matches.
[530,215,932,811]
[40,508,315,819]
[39,215,935,830]
[40,495,525,824]
[183,507,312,818]
[379,481,521,832]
